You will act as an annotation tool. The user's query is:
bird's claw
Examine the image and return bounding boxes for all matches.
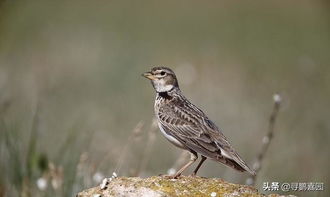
[188,173,197,177]
[159,174,181,179]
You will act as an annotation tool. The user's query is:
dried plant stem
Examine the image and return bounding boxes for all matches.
[114,121,144,175]
[135,118,158,176]
[247,94,281,185]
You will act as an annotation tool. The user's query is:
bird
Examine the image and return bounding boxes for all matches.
[142,66,256,178]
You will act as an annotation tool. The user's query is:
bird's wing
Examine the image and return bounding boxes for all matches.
[158,97,256,175]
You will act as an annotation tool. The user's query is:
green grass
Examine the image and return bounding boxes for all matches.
[0,102,95,197]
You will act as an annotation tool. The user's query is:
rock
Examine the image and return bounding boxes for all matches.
[76,176,294,197]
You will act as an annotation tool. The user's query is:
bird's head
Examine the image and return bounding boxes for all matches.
[142,67,179,92]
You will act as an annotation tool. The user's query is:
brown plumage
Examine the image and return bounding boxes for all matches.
[142,66,255,178]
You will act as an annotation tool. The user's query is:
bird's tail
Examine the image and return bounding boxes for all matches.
[226,156,256,176]
[215,141,256,176]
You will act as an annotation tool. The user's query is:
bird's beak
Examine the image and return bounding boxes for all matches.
[142,72,156,80]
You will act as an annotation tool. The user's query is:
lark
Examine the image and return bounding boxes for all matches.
[142,66,255,178]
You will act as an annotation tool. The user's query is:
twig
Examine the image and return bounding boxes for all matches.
[246,94,281,185]
[114,121,144,175]
[135,118,158,176]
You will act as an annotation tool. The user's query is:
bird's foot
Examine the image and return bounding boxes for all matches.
[187,173,207,179]
[159,173,181,179]
[188,173,197,177]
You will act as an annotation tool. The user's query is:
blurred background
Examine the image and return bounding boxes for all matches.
[0,0,329,196]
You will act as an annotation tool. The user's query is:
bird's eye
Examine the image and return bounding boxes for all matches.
[160,71,166,76]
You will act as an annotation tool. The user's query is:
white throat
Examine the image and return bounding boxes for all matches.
[153,79,174,92]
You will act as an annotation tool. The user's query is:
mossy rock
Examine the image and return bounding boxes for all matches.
[77,176,295,197]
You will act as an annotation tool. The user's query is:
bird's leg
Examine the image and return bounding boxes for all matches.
[172,152,197,178]
[164,152,197,179]
[190,155,207,177]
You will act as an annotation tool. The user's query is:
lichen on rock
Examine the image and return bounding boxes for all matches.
[76,176,294,197]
